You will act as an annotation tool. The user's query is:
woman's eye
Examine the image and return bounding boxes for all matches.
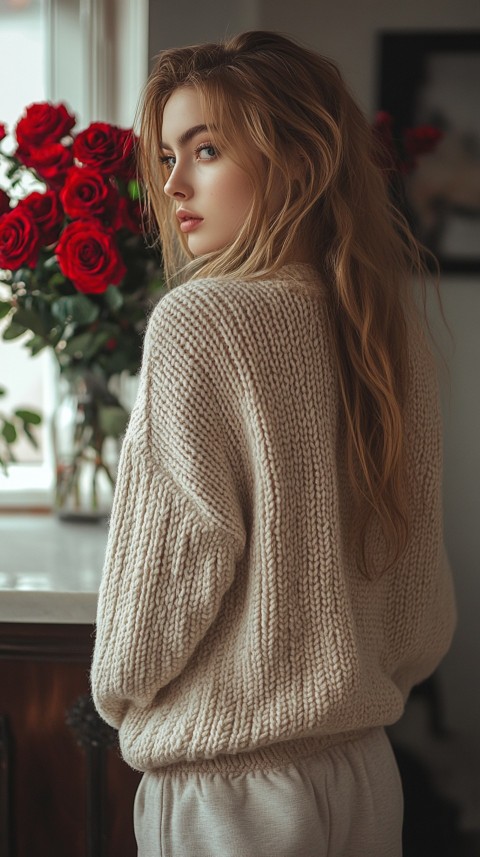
[160,155,175,172]
[196,144,217,161]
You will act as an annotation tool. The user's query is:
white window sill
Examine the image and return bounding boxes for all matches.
[0,464,54,509]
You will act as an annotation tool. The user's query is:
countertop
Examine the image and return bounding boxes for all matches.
[0,514,108,624]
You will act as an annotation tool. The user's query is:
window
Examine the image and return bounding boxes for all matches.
[0,0,148,506]
[0,0,52,504]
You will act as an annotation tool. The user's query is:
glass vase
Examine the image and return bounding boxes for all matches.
[52,373,125,521]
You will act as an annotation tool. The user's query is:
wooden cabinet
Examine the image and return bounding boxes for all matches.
[0,623,141,857]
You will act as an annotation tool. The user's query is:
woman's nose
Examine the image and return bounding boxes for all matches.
[163,166,192,200]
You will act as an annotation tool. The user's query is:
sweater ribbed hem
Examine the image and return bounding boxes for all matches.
[147,729,369,777]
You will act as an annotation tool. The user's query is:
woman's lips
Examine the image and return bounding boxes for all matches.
[179,217,203,233]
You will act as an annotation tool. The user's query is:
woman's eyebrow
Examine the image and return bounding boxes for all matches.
[160,124,208,150]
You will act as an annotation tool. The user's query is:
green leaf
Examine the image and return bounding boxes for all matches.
[0,300,12,320]
[1,421,17,444]
[22,425,39,449]
[104,285,123,312]
[62,329,110,361]
[71,295,100,325]
[15,409,42,426]
[48,273,67,289]
[2,322,26,341]
[128,179,140,200]
[52,294,99,326]
[84,331,110,360]
[147,278,167,297]
[12,308,48,337]
[62,331,95,357]
[0,387,5,397]
[25,334,47,356]
[98,405,129,438]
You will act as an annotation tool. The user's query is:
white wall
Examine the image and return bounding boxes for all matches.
[430,279,480,742]
[148,0,258,59]
[259,0,480,113]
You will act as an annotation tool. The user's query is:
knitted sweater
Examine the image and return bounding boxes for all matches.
[90,263,456,775]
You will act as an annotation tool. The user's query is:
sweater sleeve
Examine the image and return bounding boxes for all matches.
[90,286,247,729]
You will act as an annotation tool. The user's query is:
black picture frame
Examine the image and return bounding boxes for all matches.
[377,31,480,274]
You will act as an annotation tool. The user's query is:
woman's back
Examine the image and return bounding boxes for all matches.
[91,264,455,773]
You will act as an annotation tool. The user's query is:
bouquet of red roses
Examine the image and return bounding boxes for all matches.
[0,101,163,369]
[0,102,164,514]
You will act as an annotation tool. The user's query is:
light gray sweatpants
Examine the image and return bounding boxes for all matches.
[134,727,403,857]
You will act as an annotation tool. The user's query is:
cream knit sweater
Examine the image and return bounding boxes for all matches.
[91,263,456,775]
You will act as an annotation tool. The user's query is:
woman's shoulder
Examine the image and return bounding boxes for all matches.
[145,265,325,361]
[158,274,258,305]
[144,276,250,367]
[156,264,323,313]
[147,277,245,338]
[154,275,243,313]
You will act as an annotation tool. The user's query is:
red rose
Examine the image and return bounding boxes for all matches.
[0,208,41,269]
[20,143,74,188]
[55,219,126,293]
[15,102,76,156]
[0,189,11,217]
[112,196,143,234]
[17,190,64,245]
[0,123,7,142]
[60,167,118,219]
[404,126,443,157]
[73,123,136,177]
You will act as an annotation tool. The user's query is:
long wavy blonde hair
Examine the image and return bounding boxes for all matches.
[138,30,433,576]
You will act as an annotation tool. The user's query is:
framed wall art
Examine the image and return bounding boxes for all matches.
[378,31,480,274]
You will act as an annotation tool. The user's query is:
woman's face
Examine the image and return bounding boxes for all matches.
[160,87,259,257]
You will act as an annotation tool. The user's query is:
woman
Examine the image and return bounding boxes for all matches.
[91,30,456,856]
